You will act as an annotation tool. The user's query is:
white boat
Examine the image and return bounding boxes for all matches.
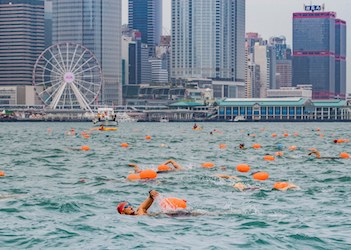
[160,117,169,122]
[233,115,246,122]
[92,108,118,127]
[115,112,138,122]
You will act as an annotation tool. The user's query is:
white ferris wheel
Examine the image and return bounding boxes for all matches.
[33,42,103,112]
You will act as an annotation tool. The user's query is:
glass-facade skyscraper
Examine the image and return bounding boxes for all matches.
[293,11,347,99]
[53,0,122,105]
[171,0,245,84]
[128,0,162,55]
[0,0,45,86]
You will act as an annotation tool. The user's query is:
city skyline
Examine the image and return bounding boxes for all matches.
[122,0,350,93]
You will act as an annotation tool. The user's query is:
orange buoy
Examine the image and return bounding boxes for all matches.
[272,133,277,137]
[160,197,187,210]
[275,151,284,157]
[236,164,250,173]
[263,155,275,161]
[253,171,269,181]
[289,145,297,151]
[336,139,345,143]
[139,169,157,179]
[81,145,90,151]
[127,173,140,180]
[339,152,350,159]
[157,164,172,172]
[201,162,215,168]
[252,144,261,149]
[120,143,129,148]
[0,171,5,177]
[283,133,289,137]
[145,135,152,140]
[273,182,289,190]
[219,144,227,149]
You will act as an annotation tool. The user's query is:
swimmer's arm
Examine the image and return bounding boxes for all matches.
[137,190,158,215]
[164,160,183,170]
[128,163,141,173]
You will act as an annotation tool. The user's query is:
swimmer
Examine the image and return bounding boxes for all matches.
[273,182,299,191]
[215,174,240,180]
[117,190,159,216]
[239,143,245,149]
[99,124,104,131]
[233,182,261,191]
[193,123,198,129]
[308,149,339,160]
[129,159,183,173]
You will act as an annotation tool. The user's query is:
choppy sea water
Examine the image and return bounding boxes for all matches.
[1,122,351,249]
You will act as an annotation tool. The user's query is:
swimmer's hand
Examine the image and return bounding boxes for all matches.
[149,190,159,199]
[128,163,137,167]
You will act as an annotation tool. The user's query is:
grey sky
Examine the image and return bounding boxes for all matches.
[122,0,350,92]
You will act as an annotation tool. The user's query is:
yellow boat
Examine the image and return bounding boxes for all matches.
[91,127,118,131]
[192,127,203,131]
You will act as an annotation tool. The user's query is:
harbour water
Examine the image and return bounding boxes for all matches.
[1,122,351,249]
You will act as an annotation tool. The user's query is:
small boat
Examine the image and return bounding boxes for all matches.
[92,107,118,127]
[160,117,169,123]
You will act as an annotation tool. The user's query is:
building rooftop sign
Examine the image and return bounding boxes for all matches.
[304,4,325,12]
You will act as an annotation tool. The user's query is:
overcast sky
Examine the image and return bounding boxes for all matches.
[122,0,350,91]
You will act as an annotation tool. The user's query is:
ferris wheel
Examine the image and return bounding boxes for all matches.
[33,42,103,111]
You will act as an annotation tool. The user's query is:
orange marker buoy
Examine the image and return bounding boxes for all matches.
[81,145,90,151]
[145,135,152,140]
[253,171,269,181]
[272,133,277,137]
[127,174,140,180]
[0,171,5,177]
[275,151,284,157]
[139,169,157,179]
[160,197,187,210]
[273,182,289,190]
[283,133,289,137]
[201,162,215,168]
[236,164,250,173]
[263,155,275,161]
[219,144,227,149]
[339,152,350,159]
[157,164,172,172]
[289,145,297,151]
[120,143,129,148]
[252,144,261,149]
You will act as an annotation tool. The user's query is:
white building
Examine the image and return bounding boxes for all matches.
[171,0,245,87]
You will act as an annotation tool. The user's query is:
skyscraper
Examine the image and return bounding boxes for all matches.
[128,0,162,55]
[53,0,122,105]
[293,8,347,99]
[171,0,245,85]
[0,0,45,86]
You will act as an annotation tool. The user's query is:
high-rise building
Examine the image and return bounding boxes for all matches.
[171,0,245,88]
[335,19,347,97]
[128,0,162,55]
[293,8,347,99]
[254,42,276,97]
[270,36,292,88]
[0,0,45,86]
[53,0,122,105]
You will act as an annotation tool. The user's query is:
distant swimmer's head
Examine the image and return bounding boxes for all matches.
[239,143,245,149]
[333,139,338,144]
[117,202,135,215]
[276,143,283,150]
